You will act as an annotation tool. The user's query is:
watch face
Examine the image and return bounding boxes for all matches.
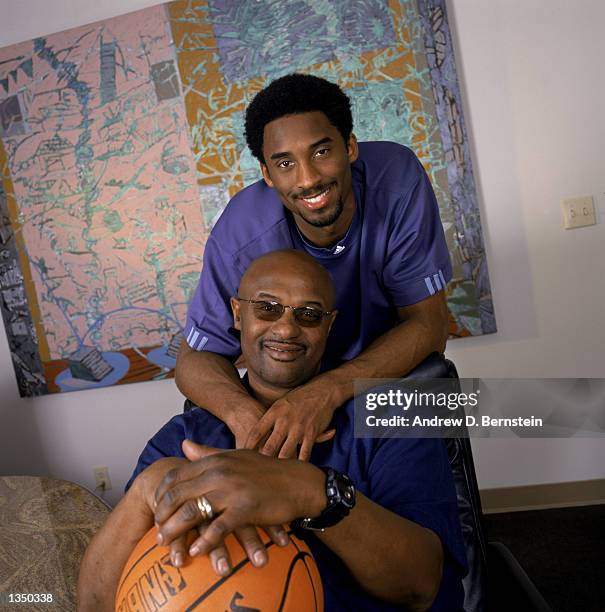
[298,468,356,531]
[335,473,356,509]
[342,486,355,508]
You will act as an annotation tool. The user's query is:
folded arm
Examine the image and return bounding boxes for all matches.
[175,344,265,447]
[318,494,443,610]
[176,292,448,459]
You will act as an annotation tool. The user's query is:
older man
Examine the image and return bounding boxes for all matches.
[78,251,465,611]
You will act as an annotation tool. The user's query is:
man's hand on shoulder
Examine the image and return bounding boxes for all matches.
[175,343,267,448]
[244,378,338,460]
[230,400,266,449]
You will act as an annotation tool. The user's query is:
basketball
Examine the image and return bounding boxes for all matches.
[115,526,323,611]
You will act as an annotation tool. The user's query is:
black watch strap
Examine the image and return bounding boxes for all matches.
[295,467,356,532]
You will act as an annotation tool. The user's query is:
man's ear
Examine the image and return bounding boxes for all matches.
[230,296,241,330]
[347,133,359,164]
[260,163,274,188]
[327,310,338,335]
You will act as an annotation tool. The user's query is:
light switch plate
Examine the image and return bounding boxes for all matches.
[561,196,596,229]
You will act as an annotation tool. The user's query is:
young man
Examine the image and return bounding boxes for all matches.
[78,251,466,611]
[177,74,452,459]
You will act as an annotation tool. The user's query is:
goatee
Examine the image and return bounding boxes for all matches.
[301,197,344,228]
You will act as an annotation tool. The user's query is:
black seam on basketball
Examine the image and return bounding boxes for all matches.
[116,542,158,595]
[289,535,301,553]
[277,551,314,612]
[301,554,321,611]
[290,536,321,611]
[185,540,278,610]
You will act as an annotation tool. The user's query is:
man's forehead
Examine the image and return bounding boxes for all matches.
[239,251,335,307]
[254,290,324,308]
[244,274,328,305]
[263,111,337,148]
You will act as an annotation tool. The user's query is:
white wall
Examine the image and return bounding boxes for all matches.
[443,0,605,488]
[1,0,603,505]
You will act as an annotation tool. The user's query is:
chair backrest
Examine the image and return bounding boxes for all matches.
[401,352,487,612]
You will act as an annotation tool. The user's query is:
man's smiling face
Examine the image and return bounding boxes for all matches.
[260,111,358,243]
[231,251,336,393]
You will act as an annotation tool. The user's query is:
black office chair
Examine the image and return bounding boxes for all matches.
[403,353,552,612]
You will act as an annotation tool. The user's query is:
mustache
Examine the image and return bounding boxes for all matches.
[294,182,334,199]
[261,338,306,350]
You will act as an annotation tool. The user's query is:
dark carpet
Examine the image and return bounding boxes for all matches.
[484,504,605,612]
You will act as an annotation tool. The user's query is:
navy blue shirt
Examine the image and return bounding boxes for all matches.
[184,142,452,369]
[128,403,466,611]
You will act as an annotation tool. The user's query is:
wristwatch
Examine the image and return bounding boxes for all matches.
[296,467,356,531]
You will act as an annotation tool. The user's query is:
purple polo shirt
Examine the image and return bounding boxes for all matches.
[184,142,452,369]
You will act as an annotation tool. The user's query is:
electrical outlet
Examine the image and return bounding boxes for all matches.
[93,466,112,491]
[561,196,596,229]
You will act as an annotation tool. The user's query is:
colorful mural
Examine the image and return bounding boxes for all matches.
[0,0,495,396]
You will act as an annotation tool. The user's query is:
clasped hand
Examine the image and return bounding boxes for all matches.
[240,379,338,460]
[150,440,324,577]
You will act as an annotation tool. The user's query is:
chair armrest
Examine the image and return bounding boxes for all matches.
[488,541,552,612]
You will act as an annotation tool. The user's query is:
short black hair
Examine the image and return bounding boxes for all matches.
[244,73,353,163]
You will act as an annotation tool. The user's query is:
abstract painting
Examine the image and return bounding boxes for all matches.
[0,0,495,396]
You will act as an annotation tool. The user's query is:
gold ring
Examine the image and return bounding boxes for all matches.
[196,495,213,522]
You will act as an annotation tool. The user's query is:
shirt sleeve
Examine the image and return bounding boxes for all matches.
[183,234,243,358]
[382,162,453,306]
[124,415,187,492]
[124,408,236,493]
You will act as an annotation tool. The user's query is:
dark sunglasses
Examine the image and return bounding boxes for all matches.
[236,297,334,327]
